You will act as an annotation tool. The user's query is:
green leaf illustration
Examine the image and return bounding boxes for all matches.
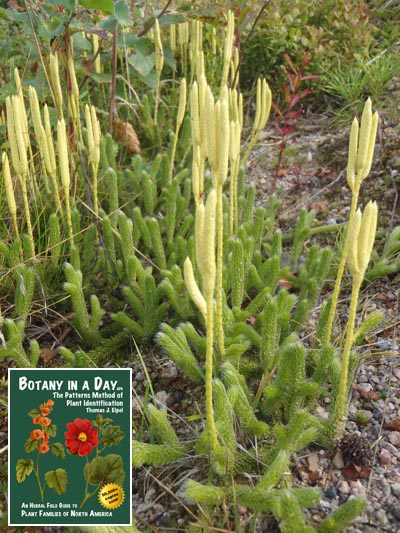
[16,459,34,482]
[100,426,125,448]
[51,442,66,459]
[24,437,39,453]
[47,423,57,438]
[84,454,125,486]
[28,408,40,418]
[45,468,68,495]
[92,415,113,429]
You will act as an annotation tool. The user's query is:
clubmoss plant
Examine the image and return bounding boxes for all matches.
[57,118,75,255]
[324,98,378,345]
[168,77,187,183]
[243,78,272,164]
[183,189,220,457]
[205,85,230,358]
[0,10,385,531]
[2,152,21,249]
[153,19,164,127]
[219,10,235,92]
[84,104,101,215]
[326,201,378,442]
[29,86,61,209]
[6,95,35,258]
[49,52,63,117]
[67,47,82,143]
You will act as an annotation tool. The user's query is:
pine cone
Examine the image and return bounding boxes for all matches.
[340,432,373,467]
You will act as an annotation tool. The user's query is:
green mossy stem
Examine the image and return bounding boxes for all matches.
[216,184,225,359]
[205,291,218,452]
[20,174,35,258]
[324,179,361,346]
[328,273,362,442]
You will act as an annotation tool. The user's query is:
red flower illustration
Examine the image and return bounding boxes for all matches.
[38,440,50,454]
[39,403,51,415]
[65,418,98,457]
[30,429,44,440]
[35,416,51,427]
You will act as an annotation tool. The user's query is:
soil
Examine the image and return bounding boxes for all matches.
[1,105,400,532]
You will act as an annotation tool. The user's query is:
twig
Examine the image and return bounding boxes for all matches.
[138,0,174,38]
[231,1,272,89]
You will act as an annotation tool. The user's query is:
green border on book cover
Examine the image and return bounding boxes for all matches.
[8,368,132,526]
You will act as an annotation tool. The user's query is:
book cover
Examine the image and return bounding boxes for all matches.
[8,368,132,526]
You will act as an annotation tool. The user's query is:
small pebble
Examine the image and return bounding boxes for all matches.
[388,431,400,446]
[320,499,332,512]
[378,448,392,466]
[338,480,351,495]
[155,390,169,407]
[389,502,400,520]
[144,487,156,504]
[161,365,178,379]
[136,503,152,514]
[171,389,185,404]
[376,509,389,525]
[324,486,338,499]
[332,451,345,469]
[391,483,400,497]
[375,340,393,351]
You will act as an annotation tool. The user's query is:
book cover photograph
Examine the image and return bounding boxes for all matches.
[8,368,132,526]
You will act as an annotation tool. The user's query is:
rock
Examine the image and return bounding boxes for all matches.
[320,499,332,512]
[388,431,400,446]
[332,451,345,469]
[376,509,389,526]
[389,501,400,520]
[391,483,400,498]
[378,448,392,466]
[324,486,338,499]
[375,339,393,351]
[144,487,156,504]
[161,365,178,379]
[338,480,351,495]
[171,389,185,404]
[155,390,169,407]
[136,503,152,514]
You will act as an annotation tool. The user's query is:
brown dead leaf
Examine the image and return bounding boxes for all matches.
[40,347,58,363]
[315,167,336,180]
[277,279,294,290]
[341,464,371,480]
[310,200,328,213]
[353,384,379,400]
[384,418,400,431]
[112,119,141,154]
[308,470,321,483]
